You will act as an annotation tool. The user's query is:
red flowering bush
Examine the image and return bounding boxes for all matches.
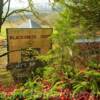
[0,78,99,100]
[0,83,16,96]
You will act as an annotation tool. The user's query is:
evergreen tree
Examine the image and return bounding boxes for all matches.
[55,0,100,35]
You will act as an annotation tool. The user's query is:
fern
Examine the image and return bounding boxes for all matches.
[73,81,89,96]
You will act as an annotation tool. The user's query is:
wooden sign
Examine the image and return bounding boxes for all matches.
[7,28,53,64]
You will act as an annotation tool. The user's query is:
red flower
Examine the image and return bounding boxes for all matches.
[76,91,90,100]
[60,95,65,100]
[43,80,51,92]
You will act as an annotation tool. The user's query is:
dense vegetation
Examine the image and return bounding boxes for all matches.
[0,0,100,100]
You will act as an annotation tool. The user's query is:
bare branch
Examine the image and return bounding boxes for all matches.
[27,0,51,26]
[3,0,11,23]
[3,0,9,6]
[7,9,31,17]
[0,49,20,57]
[0,48,29,57]
[2,9,31,23]
[28,0,40,19]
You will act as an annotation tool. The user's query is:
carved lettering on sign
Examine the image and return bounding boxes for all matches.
[9,35,36,40]
[7,28,53,64]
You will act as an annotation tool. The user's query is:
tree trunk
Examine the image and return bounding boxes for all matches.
[0,0,3,32]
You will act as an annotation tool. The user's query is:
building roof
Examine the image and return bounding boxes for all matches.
[18,19,41,28]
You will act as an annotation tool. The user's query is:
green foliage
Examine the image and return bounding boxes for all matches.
[34,67,44,77]
[57,0,100,33]
[41,0,100,96]
[37,53,53,63]
[11,90,24,100]
[43,66,60,84]
[11,0,100,97]
[72,70,100,96]
[24,78,43,99]
[88,60,100,70]
[1,27,6,37]
[51,8,78,68]
[63,65,77,79]
[0,93,5,100]
[73,81,89,96]
[1,0,100,98]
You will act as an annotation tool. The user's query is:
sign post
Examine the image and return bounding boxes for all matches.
[6,28,52,82]
[7,28,52,64]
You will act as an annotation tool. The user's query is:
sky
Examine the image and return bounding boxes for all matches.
[9,0,51,8]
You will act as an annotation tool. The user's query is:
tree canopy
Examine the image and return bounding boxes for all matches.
[55,0,100,35]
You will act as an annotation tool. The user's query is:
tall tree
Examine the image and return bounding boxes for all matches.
[55,0,100,35]
[0,0,30,32]
[0,0,3,32]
